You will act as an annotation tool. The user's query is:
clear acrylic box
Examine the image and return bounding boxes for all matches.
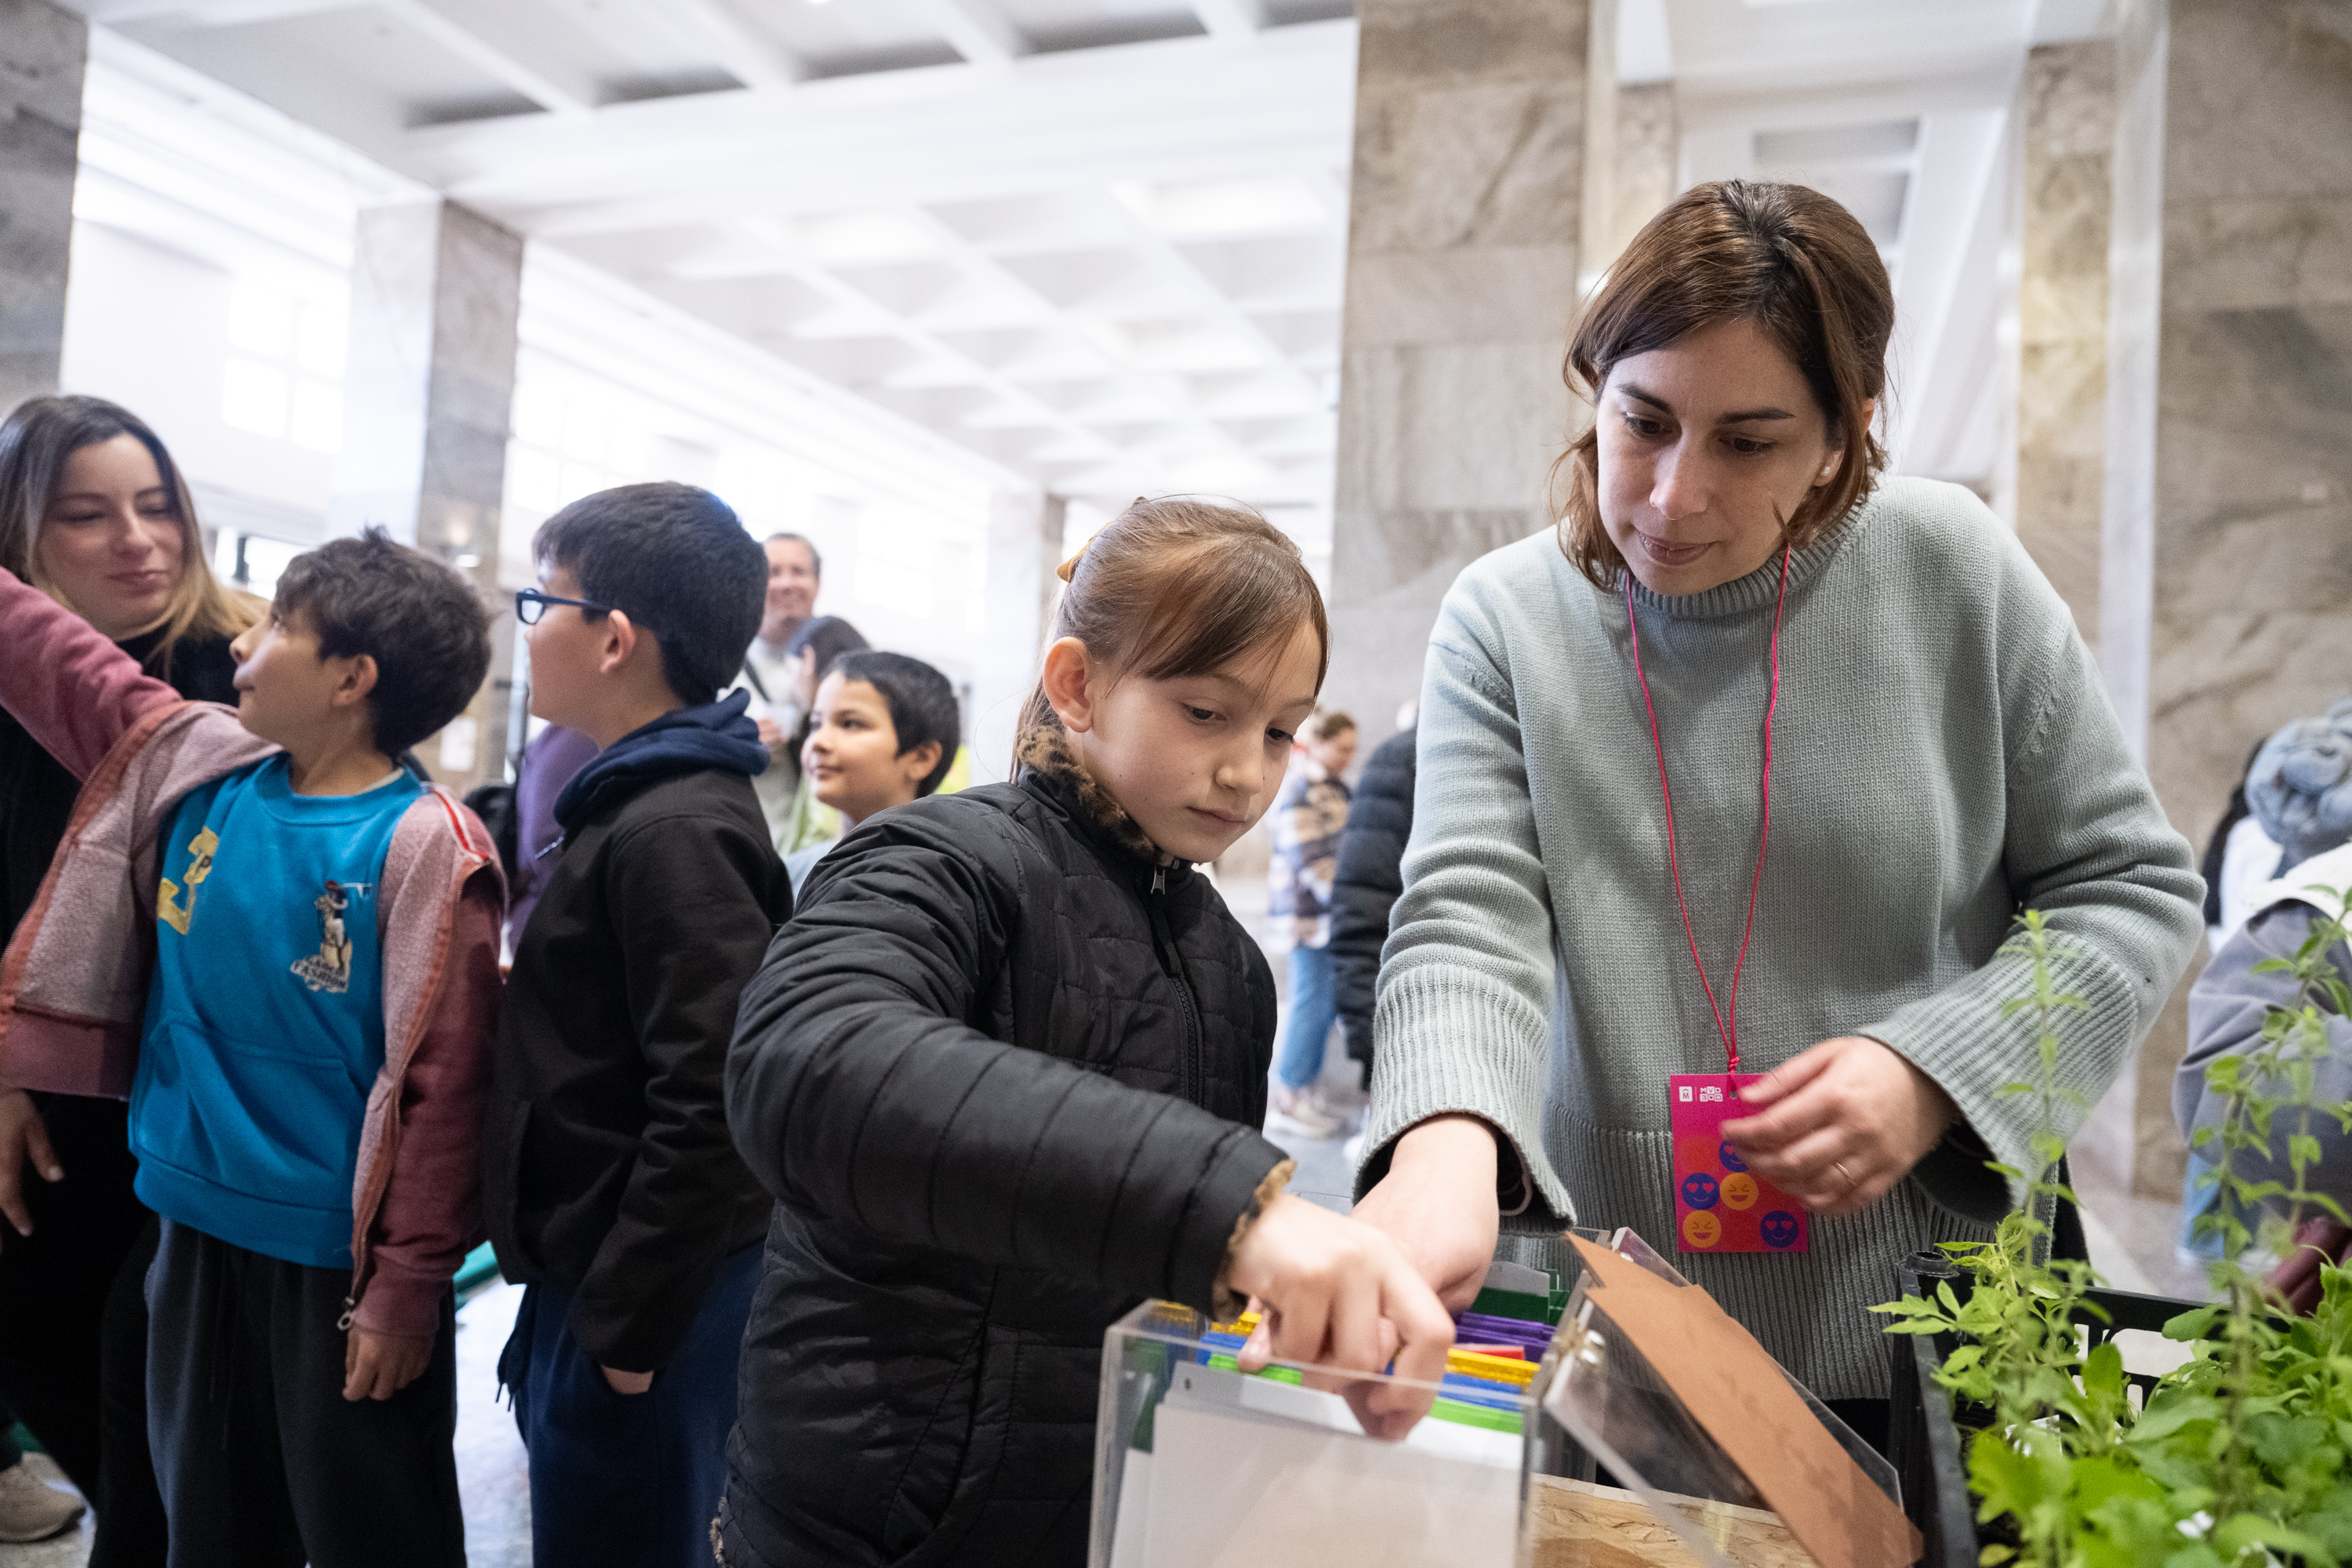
[1090,1227,1901,1568]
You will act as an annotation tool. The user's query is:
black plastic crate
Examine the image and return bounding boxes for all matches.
[1886,1250,2201,1567]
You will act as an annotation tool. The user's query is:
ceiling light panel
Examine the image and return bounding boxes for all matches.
[925,192,1134,255]
[754,0,964,75]
[1111,176,1326,237]
[993,0,1207,53]
[789,208,945,266]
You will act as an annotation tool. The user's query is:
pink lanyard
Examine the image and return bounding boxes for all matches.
[1622,545,1793,1075]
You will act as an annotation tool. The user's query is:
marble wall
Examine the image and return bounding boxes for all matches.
[1324,0,1590,746]
[2105,0,2352,1198]
[328,200,524,793]
[2016,40,2114,652]
[971,488,1064,783]
[0,0,84,410]
[1608,83,1681,268]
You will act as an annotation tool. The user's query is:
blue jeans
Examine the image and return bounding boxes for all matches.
[499,1243,760,1568]
[2180,1151,2226,1257]
[1278,944,1338,1091]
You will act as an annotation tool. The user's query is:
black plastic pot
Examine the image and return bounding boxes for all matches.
[1886,1250,2201,1568]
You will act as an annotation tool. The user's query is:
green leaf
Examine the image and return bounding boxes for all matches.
[2212,1512,2338,1568]
[2163,1305,2223,1343]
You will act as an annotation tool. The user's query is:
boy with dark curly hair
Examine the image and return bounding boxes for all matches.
[0,529,503,1566]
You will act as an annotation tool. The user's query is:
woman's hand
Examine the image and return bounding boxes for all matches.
[1348,1115,1503,1312]
[1721,1036,1958,1215]
[0,1089,61,1250]
[342,1327,435,1401]
[1226,1193,1455,1440]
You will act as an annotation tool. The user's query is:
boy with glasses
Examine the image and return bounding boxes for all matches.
[488,483,789,1568]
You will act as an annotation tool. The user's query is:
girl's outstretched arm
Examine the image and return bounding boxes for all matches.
[724,800,1454,1436]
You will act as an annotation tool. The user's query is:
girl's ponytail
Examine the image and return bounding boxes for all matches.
[1014,497,1327,767]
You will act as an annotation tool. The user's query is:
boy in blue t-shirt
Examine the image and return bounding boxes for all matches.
[0,531,503,1568]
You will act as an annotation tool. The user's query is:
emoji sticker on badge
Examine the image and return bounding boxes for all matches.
[1760,1210,1800,1249]
[1719,1142,1748,1173]
[1680,1172,1720,1210]
[1682,1210,1721,1248]
[1719,1172,1758,1210]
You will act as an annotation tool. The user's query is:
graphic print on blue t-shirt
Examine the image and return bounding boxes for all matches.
[129,757,420,1269]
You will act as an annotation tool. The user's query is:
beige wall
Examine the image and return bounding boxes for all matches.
[1324,0,1591,750]
[2016,39,2115,652]
[2100,0,2352,1198]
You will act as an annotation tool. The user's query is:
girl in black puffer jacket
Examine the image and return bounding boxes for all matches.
[718,499,1454,1568]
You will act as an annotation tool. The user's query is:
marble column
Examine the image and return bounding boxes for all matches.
[971,488,1065,784]
[2013,39,2114,652]
[328,199,524,794]
[2103,0,2352,1200]
[1606,83,1680,268]
[1325,0,1590,746]
[0,0,85,409]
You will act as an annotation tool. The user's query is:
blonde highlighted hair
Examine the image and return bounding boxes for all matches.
[0,396,260,671]
[1017,497,1328,761]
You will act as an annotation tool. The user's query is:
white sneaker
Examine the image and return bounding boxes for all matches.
[1268,1083,1346,1140]
[0,1459,83,1544]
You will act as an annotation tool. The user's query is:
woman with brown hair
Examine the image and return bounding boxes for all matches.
[1348,180,2205,1447]
[0,394,260,1560]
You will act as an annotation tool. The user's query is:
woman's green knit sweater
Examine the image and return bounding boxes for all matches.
[1362,476,2205,1399]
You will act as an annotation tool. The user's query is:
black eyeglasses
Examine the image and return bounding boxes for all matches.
[515,588,615,626]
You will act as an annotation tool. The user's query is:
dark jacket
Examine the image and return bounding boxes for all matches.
[719,739,1288,1568]
[1328,726,1415,1065]
[1,629,238,949]
[484,694,789,1371]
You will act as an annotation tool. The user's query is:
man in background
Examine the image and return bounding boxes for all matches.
[735,532,821,845]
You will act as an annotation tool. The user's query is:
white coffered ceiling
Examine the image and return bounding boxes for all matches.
[64,0,2115,510]
[71,0,1356,514]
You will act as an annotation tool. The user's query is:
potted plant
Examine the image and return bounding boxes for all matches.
[1878,894,2352,1567]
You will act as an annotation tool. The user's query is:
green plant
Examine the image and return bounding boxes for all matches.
[1875,891,2352,1568]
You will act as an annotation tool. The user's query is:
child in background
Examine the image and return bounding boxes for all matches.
[484,483,790,1568]
[0,532,501,1568]
[785,650,960,893]
[1266,708,1359,1138]
[718,499,1452,1568]
[773,615,870,858]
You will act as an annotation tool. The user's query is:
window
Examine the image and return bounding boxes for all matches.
[221,278,346,453]
[210,529,307,599]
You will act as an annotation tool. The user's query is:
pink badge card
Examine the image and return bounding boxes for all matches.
[1668,1073,1808,1254]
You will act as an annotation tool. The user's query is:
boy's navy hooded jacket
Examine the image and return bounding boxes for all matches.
[484,691,791,1371]
[718,730,1289,1568]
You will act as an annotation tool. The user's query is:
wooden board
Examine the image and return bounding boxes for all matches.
[1522,1475,1813,1568]
[1563,1238,1919,1568]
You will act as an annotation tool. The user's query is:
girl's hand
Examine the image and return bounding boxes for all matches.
[1348,1115,1503,1312]
[1226,1193,1455,1440]
[1721,1035,1958,1215]
[0,1089,62,1249]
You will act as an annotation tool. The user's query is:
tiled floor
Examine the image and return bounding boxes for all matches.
[0,1286,532,1568]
